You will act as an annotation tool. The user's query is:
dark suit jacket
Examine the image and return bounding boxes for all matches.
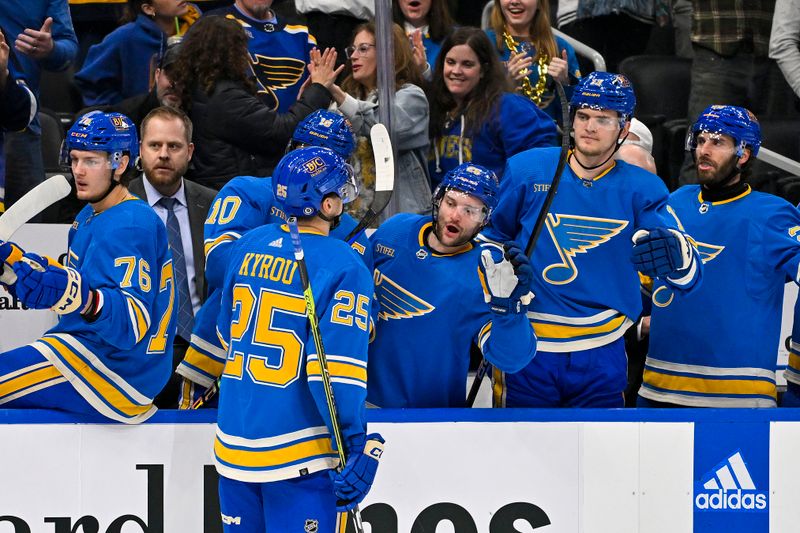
[128,177,216,300]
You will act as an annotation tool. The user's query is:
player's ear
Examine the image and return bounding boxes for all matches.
[738,147,752,167]
[114,154,131,178]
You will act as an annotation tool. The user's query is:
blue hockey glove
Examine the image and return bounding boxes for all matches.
[13,253,92,314]
[479,242,534,314]
[0,241,25,286]
[331,433,385,511]
[631,228,693,279]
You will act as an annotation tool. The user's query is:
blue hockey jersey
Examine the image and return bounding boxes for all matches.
[368,214,537,408]
[481,147,701,353]
[642,186,800,407]
[206,6,315,112]
[429,92,557,188]
[31,197,175,423]
[787,296,800,387]
[214,223,372,482]
[176,176,372,388]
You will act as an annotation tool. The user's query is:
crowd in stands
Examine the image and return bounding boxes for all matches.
[1,0,800,409]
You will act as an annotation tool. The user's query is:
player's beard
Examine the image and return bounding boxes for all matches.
[433,219,474,249]
[696,153,740,189]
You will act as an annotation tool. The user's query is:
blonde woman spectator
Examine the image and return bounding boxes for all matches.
[486,0,581,121]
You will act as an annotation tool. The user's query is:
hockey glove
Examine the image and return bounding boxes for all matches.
[631,228,693,279]
[178,378,218,409]
[479,242,534,314]
[331,433,385,511]
[13,253,92,315]
[0,241,25,286]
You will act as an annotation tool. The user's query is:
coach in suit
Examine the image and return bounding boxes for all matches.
[129,106,215,408]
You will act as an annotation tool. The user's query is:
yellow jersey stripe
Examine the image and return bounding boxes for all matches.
[183,346,226,378]
[204,234,238,257]
[643,369,777,398]
[39,337,152,416]
[127,297,148,342]
[788,352,800,371]
[306,360,367,382]
[0,365,63,400]
[533,314,627,339]
[215,435,335,469]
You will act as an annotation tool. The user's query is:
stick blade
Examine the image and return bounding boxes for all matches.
[370,123,394,193]
[0,174,72,241]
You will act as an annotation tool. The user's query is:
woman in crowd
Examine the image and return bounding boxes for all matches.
[393,0,455,79]
[329,21,431,219]
[486,0,581,121]
[171,15,340,190]
[75,0,200,106]
[428,27,556,188]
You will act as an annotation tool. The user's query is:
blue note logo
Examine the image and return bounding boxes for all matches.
[542,213,628,284]
[694,451,768,512]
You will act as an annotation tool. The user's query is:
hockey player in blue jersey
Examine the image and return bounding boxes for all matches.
[368,163,537,408]
[214,146,383,532]
[0,111,174,422]
[481,71,702,407]
[784,298,800,406]
[638,105,800,408]
[205,0,317,112]
[176,110,372,407]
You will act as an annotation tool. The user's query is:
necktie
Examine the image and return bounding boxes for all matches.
[158,197,194,341]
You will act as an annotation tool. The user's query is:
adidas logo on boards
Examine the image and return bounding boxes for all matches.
[694,451,768,511]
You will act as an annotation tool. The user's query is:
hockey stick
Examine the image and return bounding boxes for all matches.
[288,217,366,533]
[465,82,571,407]
[191,128,393,409]
[0,174,71,241]
[0,174,72,285]
[345,123,394,244]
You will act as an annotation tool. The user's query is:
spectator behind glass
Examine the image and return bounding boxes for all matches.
[393,0,455,79]
[487,0,581,122]
[0,0,77,216]
[78,38,183,130]
[428,27,557,188]
[172,15,341,190]
[74,0,200,106]
[203,0,318,112]
[0,30,37,213]
[329,22,431,221]
[770,0,800,98]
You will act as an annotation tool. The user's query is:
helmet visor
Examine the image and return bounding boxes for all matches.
[336,164,359,205]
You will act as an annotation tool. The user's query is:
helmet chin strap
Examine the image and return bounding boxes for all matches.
[76,168,122,206]
[318,201,342,230]
[571,131,629,172]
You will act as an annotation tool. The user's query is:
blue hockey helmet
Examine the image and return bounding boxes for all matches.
[273,146,358,217]
[433,163,500,224]
[60,111,139,170]
[570,71,636,125]
[291,110,357,159]
[686,105,761,157]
